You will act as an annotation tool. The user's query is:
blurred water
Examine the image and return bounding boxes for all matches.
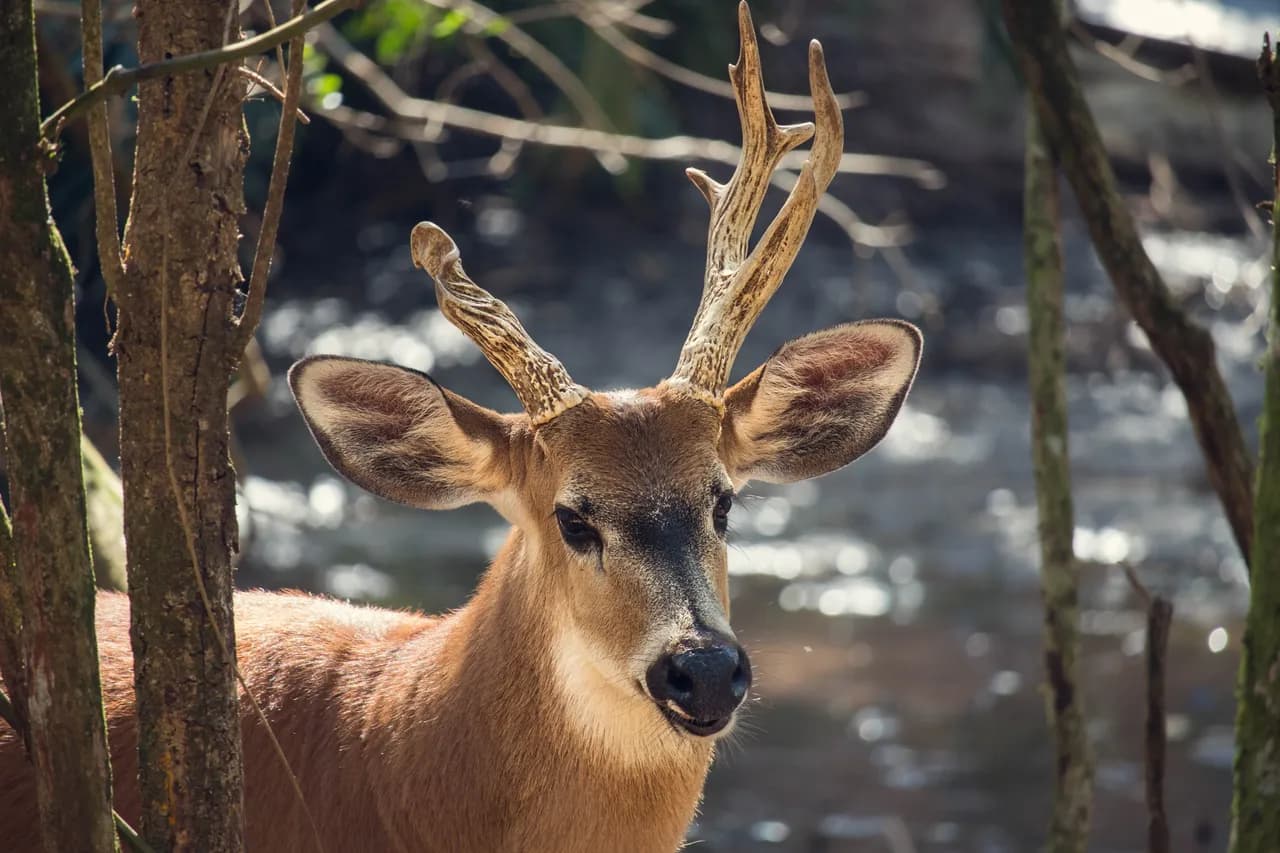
[236,210,1267,851]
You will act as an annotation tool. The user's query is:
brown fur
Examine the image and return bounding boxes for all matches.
[0,323,919,852]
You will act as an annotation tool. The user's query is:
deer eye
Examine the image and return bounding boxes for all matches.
[713,491,734,537]
[555,506,601,552]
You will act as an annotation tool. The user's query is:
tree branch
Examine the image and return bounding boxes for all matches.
[580,10,865,112]
[1025,90,1092,852]
[39,0,362,142]
[1002,0,1255,564]
[311,22,944,190]
[81,0,125,298]
[1143,595,1172,853]
[233,2,308,361]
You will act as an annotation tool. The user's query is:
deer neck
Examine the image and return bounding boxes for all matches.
[368,529,713,849]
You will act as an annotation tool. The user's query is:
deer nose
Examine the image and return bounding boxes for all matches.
[645,640,751,736]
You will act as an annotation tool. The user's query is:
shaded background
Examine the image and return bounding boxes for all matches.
[38,0,1280,850]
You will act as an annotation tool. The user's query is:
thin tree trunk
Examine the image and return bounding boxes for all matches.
[1230,39,1280,853]
[0,2,118,850]
[1002,0,1255,564]
[1024,103,1092,852]
[116,1,248,849]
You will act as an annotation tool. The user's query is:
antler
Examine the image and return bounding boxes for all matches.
[411,222,586,425]
[669,1,844,403]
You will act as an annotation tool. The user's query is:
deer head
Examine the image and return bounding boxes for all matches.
[289,2,921,745]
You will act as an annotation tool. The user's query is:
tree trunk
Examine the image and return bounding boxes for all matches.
[1230,42,1280,853]
[0,2,118,850]
[1002,0,1255,564]
[116,1,248,849]
[1024,102,1092,852]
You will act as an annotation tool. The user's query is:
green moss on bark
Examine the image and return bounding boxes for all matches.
[1025,104,1092,853]
[1230,40,1280,853]
[0,2,118,850]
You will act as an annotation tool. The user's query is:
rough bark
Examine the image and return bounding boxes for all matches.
[116,1,248,849]
[1230,38,1280,853]
[0,2,118,850]
[1002,0,1255,564]
[1024,103,1092,853]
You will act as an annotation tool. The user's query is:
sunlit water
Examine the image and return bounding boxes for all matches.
[237,208,1268,851]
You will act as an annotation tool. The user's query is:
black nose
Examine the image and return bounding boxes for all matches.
[646,640,751,735]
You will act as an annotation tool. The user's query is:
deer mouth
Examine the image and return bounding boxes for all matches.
[655,699,733,738]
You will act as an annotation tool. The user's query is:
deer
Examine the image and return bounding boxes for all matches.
[0,4,921,851]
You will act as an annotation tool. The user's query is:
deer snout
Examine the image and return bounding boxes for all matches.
[645,639,751,736]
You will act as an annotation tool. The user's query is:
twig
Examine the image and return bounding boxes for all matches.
[582,13,865,111]
[237,66,310,123]
[311,22,943,187]
[1025,83,1092,851]
[768,167,912,249]
[1067,22,1196,86]
[0,687,153,853]
[1115,560,1172,853]
[81,0,125,299]
[233,1,308,361]
[1002,0,1255,565]
[1184,30,1268,240]
[39,0,361,142]
[1143,592,1172,853]
[425,0,627,173]
[112,812,155,853]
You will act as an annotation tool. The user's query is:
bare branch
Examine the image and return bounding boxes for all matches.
[40,0,360,142]
[424,0,626,172]
[1025,90,1092,851]
[311,23,943,187]
[237,65,310,122]
[581,11,865,112]
[82,0,125,298]
[233,3,308,361]
[1143,594,1172,853]
[1003,0,1255,562]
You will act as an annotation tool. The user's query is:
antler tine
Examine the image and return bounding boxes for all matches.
[411,222,586,425]
[672,7,844,401]
[679,3,813,401]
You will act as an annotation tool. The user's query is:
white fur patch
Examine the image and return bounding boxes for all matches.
[550,620,693,768]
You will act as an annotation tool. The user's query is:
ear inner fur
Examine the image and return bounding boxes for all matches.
[289,356,517,510]
[720,320,922,484]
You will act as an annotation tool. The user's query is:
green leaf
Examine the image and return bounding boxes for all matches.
[432,9,468,39]
[307,73,343,97]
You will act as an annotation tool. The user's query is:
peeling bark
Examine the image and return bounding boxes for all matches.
[1024,103,1092,851]
[116,1,248,849]
[0,1,118,849]
[1230,39,1280,853]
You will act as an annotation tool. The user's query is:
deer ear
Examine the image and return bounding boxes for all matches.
[719,321,921,485]
[289,356,516,510]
